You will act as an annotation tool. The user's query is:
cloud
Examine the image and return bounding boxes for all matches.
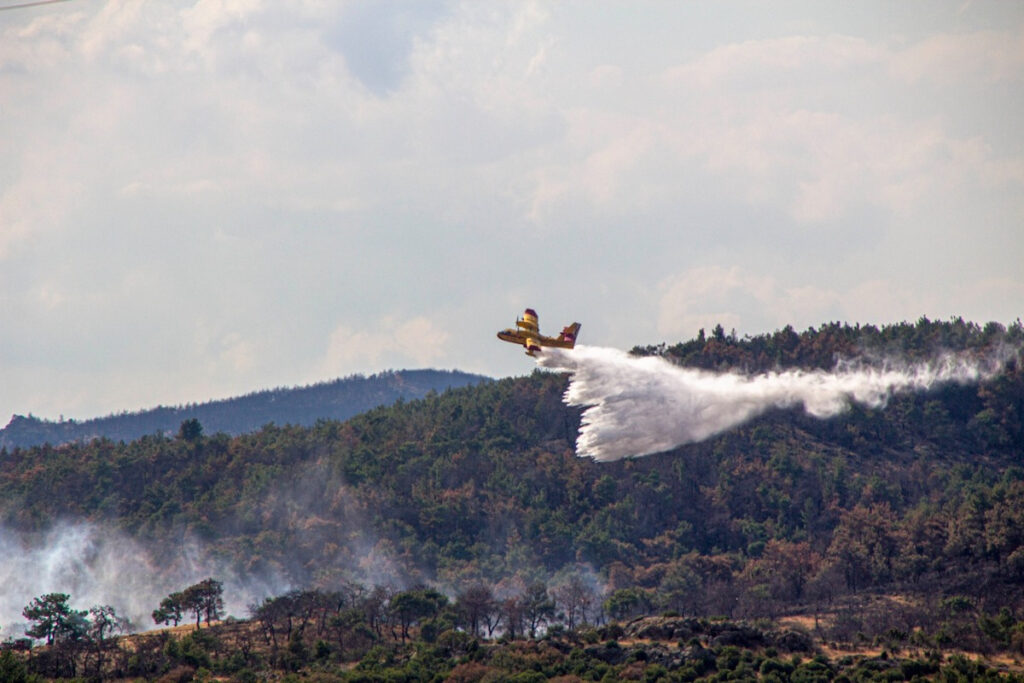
[324,0,449,96]
[180,0,263,55]
[657,262,1024,345]
[656,266,957,340]
[217,333,258,374]
[662,35,883,89]
[658,267,785,339]
[323,315,452,375]
[890,27,1024,85]
[645,30,1024,226]
[518,25,1024,237]
[663,27,1024,92]
[1,1,1022,421]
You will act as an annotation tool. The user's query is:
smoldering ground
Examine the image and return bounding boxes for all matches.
[537,344,1019,461]
[0,432,460,643]
[0,522,290,637]
[0,459,421,639]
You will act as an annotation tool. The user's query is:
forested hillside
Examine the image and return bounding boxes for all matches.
[2,318,1023,677]
[0,369,489,450]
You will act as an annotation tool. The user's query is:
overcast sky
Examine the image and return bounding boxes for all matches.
[1,0,1022,421]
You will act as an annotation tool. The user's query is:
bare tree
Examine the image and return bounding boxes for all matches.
[456,583,497,638]
[553,575,597,631]
[86,605,128,677]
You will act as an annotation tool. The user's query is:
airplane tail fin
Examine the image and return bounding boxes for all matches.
[559,323,581,347]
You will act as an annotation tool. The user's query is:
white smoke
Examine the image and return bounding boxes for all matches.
[537,345,1014,461]
[0,522,288,639]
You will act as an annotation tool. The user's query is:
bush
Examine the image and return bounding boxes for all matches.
[759,657,793,676]
[508,672,546,683]
[0,651,34,683]
[232,669,259,683]
[599,624,624,641]
[899,658,939,678]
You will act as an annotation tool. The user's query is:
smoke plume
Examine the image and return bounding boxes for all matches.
[0,523,288,638]
[536,345,1015,461]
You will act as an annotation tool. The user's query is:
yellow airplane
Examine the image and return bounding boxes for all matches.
[497,308,581,356]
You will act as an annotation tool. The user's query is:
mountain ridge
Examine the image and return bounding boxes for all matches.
[0,368,491,450]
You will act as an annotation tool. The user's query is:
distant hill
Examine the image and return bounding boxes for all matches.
[2,318,1023,664]
[0,369,491,450]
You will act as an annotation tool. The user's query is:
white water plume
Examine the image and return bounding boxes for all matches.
[537,345,1015,461]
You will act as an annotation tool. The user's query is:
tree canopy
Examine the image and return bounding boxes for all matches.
[0,317,1022,679]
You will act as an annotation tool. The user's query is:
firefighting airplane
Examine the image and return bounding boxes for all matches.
[497,308,581,356]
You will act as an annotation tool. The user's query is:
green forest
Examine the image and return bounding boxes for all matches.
[1,317,1023,681]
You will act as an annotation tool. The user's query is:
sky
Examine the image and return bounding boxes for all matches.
[1,0,1022,422]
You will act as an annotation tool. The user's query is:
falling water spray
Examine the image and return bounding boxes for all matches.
[536,345,1015,461]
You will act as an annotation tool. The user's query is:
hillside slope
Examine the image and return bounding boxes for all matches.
[0,369,490,450]
[1,318,1022,645]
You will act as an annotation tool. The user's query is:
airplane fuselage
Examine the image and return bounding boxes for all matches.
[496,308,580,356]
